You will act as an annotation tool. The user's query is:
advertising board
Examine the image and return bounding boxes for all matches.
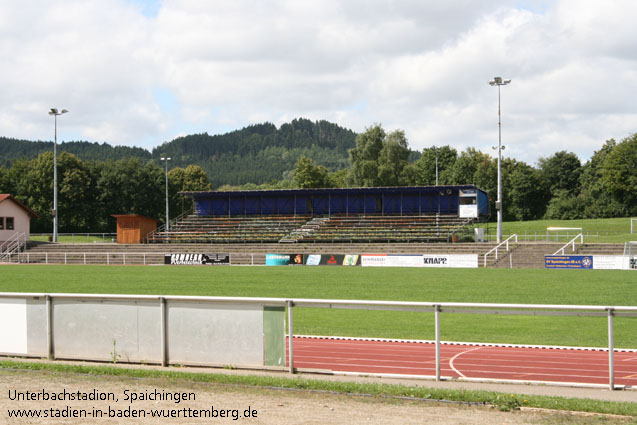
[265,254,304,266]
[304,254,360,266]
[164,253,230,265]
[544,255,593,269]
[360,254,478,268]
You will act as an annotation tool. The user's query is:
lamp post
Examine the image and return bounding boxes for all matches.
[488,77,510,244]
[48,108,68,242]
[160,156,171,231]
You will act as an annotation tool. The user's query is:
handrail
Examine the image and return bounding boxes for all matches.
[552,233,584,255]
[0,232,25,259]
[483,234,517,267]
[145,207,194,243]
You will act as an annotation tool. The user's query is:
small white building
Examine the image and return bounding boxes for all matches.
[0,194,39,245]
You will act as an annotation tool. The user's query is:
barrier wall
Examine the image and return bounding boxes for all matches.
[0,295,285,369]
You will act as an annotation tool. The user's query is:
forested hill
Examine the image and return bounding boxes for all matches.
[151,118,357,187]
[0,137,151,167]
[1,118,358,188]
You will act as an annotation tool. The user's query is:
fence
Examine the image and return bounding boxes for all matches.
[2,252,260,265]
[30,233,117,243]
[482,231,627,242]
[0,292,635,390]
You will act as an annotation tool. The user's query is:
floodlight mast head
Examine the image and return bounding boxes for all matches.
[489,77,510,87]
[49,108,68,116]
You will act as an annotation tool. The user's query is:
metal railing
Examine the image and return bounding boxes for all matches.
[483,234,517,267]
[0,232,26,261]
[30,233,116,243]
[552,233,584,255]
[0,292,635,390]
[1,251,258,266]
[145,208,194,243]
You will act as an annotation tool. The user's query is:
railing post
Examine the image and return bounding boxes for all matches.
[46,295,54,360]
[83,253,86,265]
[64,253,67,264]
[287,300,294,374]
[160,297,167,367]
[435,304,441,381]
[608,308,615,391]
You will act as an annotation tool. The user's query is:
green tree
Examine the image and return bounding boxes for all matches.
[507,162,549,220]
[578,139,626,218]
[538,151,582,197]
[410,145,457,186]
[349,125,385,187]
[600,134,637,215]
[377,130,410,186]
[349,125,412,187]
[293,155,329,188]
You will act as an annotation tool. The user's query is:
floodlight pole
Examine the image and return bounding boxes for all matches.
[161,156,171,231]
[49,108,68,243]
[489,77,510,244]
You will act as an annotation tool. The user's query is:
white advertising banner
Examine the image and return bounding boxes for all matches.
[361,254,478,268]
[593,256,630,270]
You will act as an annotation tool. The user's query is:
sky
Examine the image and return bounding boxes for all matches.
[1,0,636,165]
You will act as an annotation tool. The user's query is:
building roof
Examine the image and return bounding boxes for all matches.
[181,185,486,198]
[0,194,40,219]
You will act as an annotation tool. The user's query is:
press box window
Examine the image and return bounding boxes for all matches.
[5,217,13,230]
[0,217,4,230]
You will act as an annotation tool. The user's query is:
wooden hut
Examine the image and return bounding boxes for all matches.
[111,215,157,244]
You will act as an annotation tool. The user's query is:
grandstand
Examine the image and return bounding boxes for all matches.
[147,185,489,244]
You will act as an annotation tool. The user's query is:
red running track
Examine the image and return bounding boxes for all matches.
[287,337,637,388]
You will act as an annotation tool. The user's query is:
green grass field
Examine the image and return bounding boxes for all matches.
[1,265,635,348]
[475,217,636,243]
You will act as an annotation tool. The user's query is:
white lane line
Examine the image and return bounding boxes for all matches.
[448,346,483,378]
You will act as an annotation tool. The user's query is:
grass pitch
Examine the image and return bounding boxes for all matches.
[1,265,635,348]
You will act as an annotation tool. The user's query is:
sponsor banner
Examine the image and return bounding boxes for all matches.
[422,254,479,268]
[304,254,361,266]
[545,255,593,269]
[265,254,304,266]
[591,256,630,270]
[361,254,478,268]
[165,253,230,265]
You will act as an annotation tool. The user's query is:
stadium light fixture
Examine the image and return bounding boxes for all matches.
[48,108,68,242]
[488,77,510,244]
[160,156,171,231]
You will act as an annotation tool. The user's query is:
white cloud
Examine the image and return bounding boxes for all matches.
[0,0,635,163]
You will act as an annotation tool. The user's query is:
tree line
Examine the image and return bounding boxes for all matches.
[291,125,636,221]
[0,154,210,233]
[0,121,634,234]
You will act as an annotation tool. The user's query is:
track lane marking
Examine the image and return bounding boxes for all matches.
[448,347,482,378]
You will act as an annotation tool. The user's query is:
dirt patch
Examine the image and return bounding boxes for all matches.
[0,369,631,425]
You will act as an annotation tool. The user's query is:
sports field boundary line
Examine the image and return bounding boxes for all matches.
[293,335,637,353]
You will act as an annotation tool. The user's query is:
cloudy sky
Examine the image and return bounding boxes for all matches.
[1,0,635,165]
